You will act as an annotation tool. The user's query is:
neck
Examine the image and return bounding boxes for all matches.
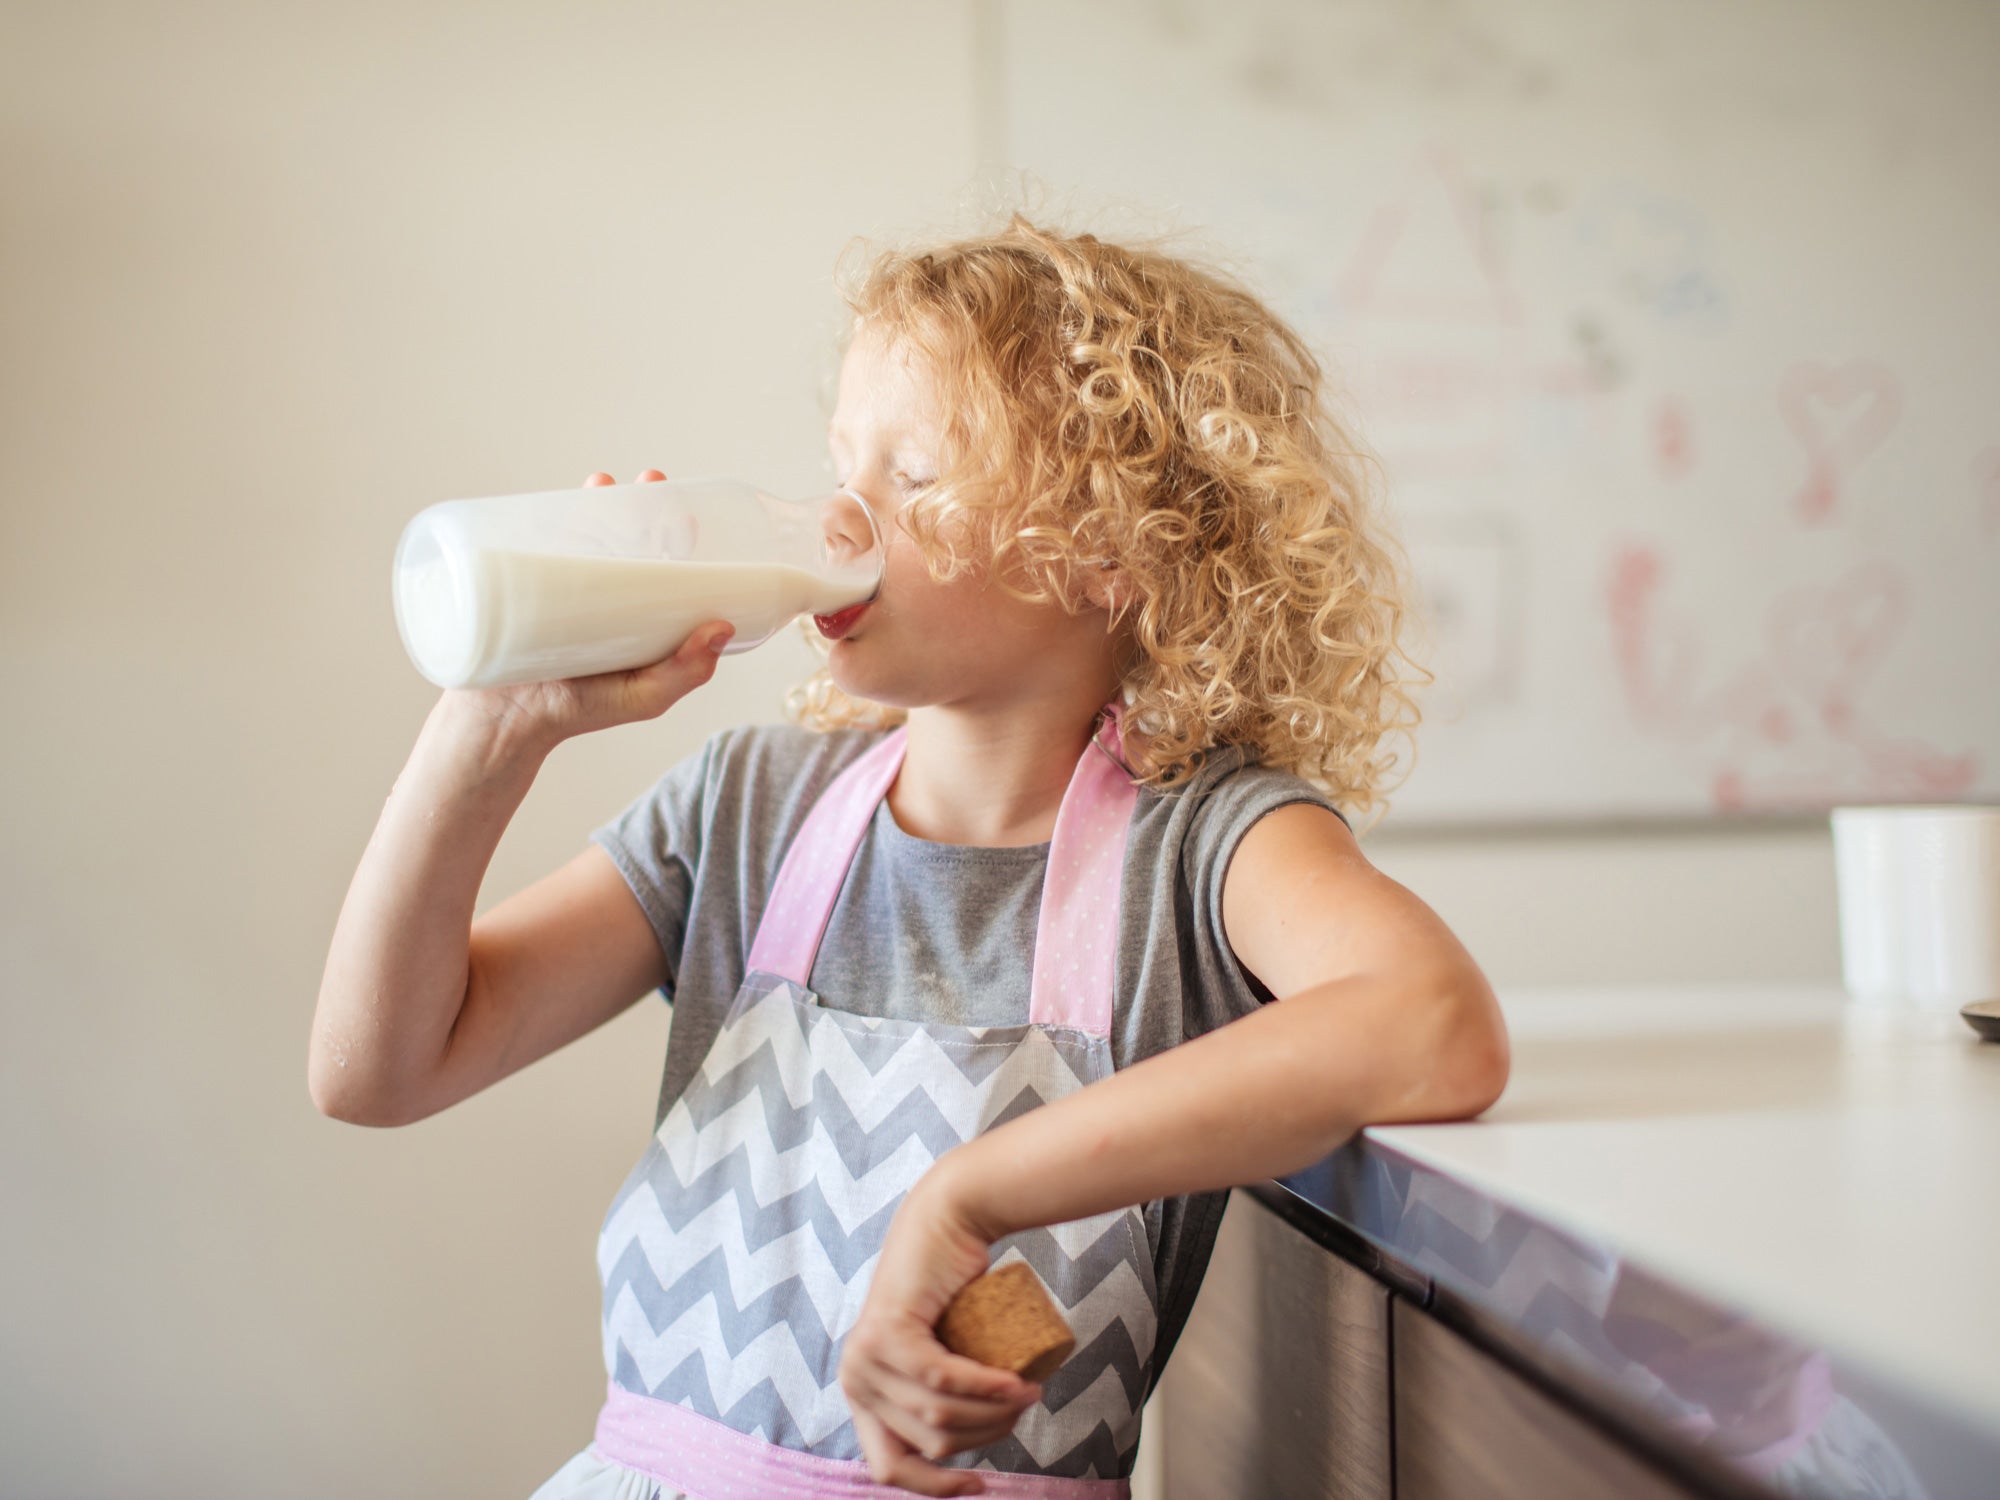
[888,676,1122,847]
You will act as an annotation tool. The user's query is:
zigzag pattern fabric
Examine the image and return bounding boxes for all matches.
[586,700,1155,1493]
[598,970,1158,1480]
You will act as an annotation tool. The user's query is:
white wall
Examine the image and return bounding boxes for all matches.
[0,4,1838,1496]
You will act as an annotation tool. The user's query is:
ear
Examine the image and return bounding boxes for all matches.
[1080,559,1133,616]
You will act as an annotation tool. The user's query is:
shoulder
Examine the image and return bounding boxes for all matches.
[693,720,891,835]
[1136,744,1357,998]
[613,721,887,831]
[705,720,886,789]
[1140,743,1351,859]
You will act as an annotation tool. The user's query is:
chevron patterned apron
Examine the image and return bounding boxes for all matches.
[568,701,1157,1500]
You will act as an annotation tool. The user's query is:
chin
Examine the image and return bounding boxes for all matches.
[829,652,978,714]
[826,654,921,713]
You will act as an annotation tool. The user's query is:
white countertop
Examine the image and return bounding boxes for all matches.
[1368,983,2000,1436]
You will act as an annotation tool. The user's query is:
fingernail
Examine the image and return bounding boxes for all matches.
[708,627,734,653]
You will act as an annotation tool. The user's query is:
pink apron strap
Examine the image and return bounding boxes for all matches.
[745,729,908,985]
[744,701,1135,1038]
[1028,702,1137,1038]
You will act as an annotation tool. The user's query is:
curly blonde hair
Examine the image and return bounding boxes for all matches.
[782,214,1429,826]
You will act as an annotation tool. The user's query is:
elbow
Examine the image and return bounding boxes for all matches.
[308,1037,412,1128]
[1435,973,1510,1120]
[1450,1022,1511,1120]
[1382,968,1508,1125]
[308,1052,371,1125]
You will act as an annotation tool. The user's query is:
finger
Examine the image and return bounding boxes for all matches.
[890,1329,1039,1404]
[602,622,730,688]
[872,1364,1036,1436]
[859,1326,1038,1453]
[610,623,732,720]
[628,621,733,673]
[852,1407,985,1497]
[873,1395,1025,1461]
[634,468,666,483]
[583,472,615,487]
[872,1395,1004,1470]
[676,622,735,663]
[868,1356,1038,1458]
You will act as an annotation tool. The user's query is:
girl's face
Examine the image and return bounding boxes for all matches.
[822,325,1120,713]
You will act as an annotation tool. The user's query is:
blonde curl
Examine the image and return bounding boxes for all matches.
[782,214,1430,829]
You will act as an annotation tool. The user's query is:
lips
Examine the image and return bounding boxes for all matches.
[813,601,870,639]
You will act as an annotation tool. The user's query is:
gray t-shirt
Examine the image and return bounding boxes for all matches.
[590,721,1350,1387]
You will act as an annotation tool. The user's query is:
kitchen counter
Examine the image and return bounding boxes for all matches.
[1248,983,2000,1500]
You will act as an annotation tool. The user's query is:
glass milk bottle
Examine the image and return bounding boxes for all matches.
[391,478,883,690]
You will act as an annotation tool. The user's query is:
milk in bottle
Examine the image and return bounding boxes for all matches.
[392,479,882,690]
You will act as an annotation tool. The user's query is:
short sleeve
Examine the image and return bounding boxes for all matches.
[588,729,728,1003]
[1180,762,1351,1030]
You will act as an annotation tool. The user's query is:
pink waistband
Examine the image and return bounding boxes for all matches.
[593,1382,1132,1500]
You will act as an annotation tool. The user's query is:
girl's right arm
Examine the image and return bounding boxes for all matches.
[309,471,731,1127]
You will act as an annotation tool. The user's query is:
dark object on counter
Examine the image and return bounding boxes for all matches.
[1960,1000,2000,1041]
[937,1262,1076,1382]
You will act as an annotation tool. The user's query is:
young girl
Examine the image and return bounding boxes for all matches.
[311,216,1509,1499]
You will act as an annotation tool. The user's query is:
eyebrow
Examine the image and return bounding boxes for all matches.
[827,421,931,462]
[827,419,902,442]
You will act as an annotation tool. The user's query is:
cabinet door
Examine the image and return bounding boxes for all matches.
[1393,1298,1701,1500]
[1160,1193,1391,1500]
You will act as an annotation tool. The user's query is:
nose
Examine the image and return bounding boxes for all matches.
[819,488,885,601]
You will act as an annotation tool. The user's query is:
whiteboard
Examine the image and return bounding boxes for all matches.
[991,0,2000,826]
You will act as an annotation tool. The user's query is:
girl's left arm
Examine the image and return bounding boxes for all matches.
[838,803,1510,1495]
[947,801,1509,1223]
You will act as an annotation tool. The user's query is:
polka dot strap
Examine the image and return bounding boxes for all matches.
[744,728,909,985]
[594,1379,1134,1498]
[742,701,1135,1037]
[1029,703,1137,1039]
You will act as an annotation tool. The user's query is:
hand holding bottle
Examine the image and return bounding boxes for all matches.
[391,469,882,708]
[439,471,735,760]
